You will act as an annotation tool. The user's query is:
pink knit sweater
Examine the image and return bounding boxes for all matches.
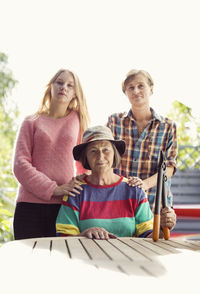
[13,111,85,204]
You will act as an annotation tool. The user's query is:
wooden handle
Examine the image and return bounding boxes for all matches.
[163,226,170,240]
[152,214,160,242]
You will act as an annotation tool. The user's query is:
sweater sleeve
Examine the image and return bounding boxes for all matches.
[56,195,80,236]
[134,188,153,237]
[13,118,57,201]
[166,121,178,174]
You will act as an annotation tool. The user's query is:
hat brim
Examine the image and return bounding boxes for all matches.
[73,139,126,161]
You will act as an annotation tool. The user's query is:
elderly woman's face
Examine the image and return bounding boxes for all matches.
[86,140,114,172]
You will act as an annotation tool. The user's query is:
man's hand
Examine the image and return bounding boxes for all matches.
[160,207,176,231]
[127,177,148,191]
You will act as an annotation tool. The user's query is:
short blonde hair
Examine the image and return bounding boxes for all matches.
[122,69,154,93]
[36,69,90,133]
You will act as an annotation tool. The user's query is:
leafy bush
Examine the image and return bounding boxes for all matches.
[167,100,200,170]
[0,204,14,246]
[0,52,18,245]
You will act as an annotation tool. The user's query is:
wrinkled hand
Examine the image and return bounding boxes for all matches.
[160,207,176,231]
[128,177,148,191]
[53,177,83,197]
[75,173,88,182]
[80,227,117,240]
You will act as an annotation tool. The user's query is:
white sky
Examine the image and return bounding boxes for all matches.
[1,0,200,126]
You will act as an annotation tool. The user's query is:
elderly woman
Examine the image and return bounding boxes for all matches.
[56,126,176,239]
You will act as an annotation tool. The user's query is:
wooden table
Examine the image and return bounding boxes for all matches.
[1,236,200,294]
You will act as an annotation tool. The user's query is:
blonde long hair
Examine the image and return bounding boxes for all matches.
[36,69,90,133]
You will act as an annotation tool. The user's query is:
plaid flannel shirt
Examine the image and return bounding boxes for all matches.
[107,108,178,208]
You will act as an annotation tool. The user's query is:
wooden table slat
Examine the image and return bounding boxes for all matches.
[132,238,172,255]
[32,239,52,257]
[187,240,200,249]
[90,260,125,273]
[119,238,158,260]
[168,239,200,250]
[51,239,70,259]
[160,239,194,250]
[138,260,167,277]
[109,238,150,261]
[183,240,200,250]
[145,238,181,254]
[66,238,91,260]
[119,261,152,277]
[94,239,131,261]
[80,238,111,260]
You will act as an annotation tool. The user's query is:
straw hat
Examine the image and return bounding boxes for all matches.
[73,125,126,161]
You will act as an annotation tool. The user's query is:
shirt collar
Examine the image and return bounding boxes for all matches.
[126,108,162,122]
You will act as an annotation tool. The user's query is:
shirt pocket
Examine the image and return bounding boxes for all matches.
[142,134,162,169]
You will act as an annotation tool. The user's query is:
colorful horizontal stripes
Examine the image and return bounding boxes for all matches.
[80,198,140,220]
[56,176,153,238]
[56,223,80,236]
[135,219,154,237]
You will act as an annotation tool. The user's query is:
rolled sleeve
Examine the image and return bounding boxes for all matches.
[166,122,178,174]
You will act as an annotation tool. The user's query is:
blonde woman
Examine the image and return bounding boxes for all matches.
[13,69,90,240]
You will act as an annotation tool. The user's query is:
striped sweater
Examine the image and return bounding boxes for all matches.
[56,176,153,238]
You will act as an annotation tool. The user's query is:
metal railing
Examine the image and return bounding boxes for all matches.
[177,145,200,170]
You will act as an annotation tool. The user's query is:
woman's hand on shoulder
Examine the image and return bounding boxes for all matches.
[80,227,117,240]
[75,173,89,182]
[53,177,83,197]
[76,170,91,181]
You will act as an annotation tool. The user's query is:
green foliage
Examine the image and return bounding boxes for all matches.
[0,53,17,108]
[0,203,13,246]
[0,52,19,244]
[167,100,200,170]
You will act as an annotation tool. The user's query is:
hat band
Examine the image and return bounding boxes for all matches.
[84,135,96,143]
[83,134,114,144]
